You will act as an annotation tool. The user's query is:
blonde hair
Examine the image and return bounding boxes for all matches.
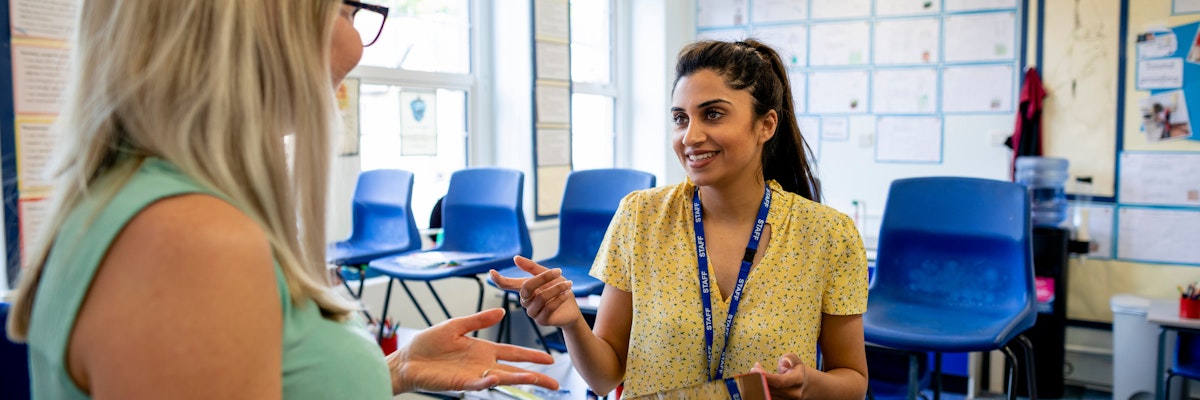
[6,0,355,340]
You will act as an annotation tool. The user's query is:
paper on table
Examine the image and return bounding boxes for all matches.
[1117,207,1200,265]
[385,251,497,269]
[1119,152,1200,207]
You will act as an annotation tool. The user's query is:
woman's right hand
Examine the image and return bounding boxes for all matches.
[489,256,580,327]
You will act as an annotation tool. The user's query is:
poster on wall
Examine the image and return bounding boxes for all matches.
[1139,89,1192,142]
[10,0,77,41]
[400,89,438,156]
[1176,0,1200,15]
[336,78,360,156]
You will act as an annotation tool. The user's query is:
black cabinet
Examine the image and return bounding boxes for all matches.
[1018,226,1069,398]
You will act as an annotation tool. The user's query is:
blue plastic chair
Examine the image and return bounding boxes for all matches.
[369,168,532,330]
[1,302,31,400]
[863,177,1038,400]
[488,169,655,352]
[326,169,423,315]
[1165,331,1200,400]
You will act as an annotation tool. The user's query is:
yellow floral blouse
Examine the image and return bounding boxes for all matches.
[590,180,868,398]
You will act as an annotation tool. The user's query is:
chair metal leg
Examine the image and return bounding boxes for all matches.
[496,292,511,343]
[471,276,486,338]
[908,351,920,400]
[424,281,454,321]
[378,278,395,343]
[1000,344,1020,400]
[932,352,942,400]
[339,266,374,322]
[398,280,434,327]
[1164,373,1175,400]
[1016,334,1037,400]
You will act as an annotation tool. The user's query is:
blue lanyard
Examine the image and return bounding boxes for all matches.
[693,182,771,385]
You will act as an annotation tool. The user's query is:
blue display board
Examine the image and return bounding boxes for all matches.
[1141,21,1200,142]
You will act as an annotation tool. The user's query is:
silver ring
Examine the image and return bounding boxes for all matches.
[481,367,494,378]
[519,295,532,305]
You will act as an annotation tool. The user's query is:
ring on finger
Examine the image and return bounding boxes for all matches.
[481,367,494,378]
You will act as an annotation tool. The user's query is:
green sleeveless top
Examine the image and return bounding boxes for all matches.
[25,158,392,399]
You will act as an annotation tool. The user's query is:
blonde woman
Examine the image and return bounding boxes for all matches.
[4,1,557,398]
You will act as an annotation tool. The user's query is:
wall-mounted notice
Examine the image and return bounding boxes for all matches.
[755,25,807,68]
[751,0,807,23]
[534,0,570,39]
[1117,207,1200,265]
[1137,58,1184,89]
[1119,152,1200,207]
[400,90,438,156]
[798,117,821,142]
[535,84,571,125]
[944,12,1017,63]
[810,0,869,19]
[945,0,1017,12]
[821,117,850,141]
[537,165,571,216]
[789,72,806,114]
[1068,203,1115,259]
[809,21,870,66]
[942,64,1014,113]
[10,0,76,41]
[1175,0,1200,15]
[336,78,360,156]
[12,43,69,115]
[872,68,938,114]
[875,116,942,163]
[536,129,571,166]
[698,0,748,27]
[808,70,869,114]
[697,28,748,42]
[15,118,56,196]
[18,198,49,265]
[876,0,940,16]
[536,41,571,81]
[874,18,940,65]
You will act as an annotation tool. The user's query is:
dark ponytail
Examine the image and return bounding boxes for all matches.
[673,39,821,202]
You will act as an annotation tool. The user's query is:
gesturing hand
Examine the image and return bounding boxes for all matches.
[749,353,809,400]
[388,308,560,394]
[489,256,580,327]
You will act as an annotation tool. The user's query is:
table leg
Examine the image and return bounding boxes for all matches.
[1158,327,1168,400]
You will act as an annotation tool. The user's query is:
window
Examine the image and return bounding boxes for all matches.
[569,0,616,170]
[353,0,474,229]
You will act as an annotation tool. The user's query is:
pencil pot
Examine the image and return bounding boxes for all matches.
[1181,297,1200,319]
[379,333,398,355]
[1015,156,1069,227]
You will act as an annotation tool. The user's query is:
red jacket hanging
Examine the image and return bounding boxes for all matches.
[1005,67,1047,180]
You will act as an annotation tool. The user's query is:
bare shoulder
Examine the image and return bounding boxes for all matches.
[69,193,282,398]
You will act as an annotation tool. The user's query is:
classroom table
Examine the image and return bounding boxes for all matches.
[1147,298,1200,400]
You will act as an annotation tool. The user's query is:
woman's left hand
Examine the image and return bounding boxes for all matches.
[388,308,561,394]
[749,353,809,400]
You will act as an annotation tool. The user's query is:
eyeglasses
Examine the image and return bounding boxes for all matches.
[343,0,389,47]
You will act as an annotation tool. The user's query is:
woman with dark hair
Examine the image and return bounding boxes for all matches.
[493,39,869,399]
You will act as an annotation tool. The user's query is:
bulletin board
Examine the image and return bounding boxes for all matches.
[695,0,1025,232]
[531,0,572,219]
[1,0,76,288]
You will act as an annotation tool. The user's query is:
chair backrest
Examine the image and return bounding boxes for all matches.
[345,169,422,253]
[555,169,656,265]
[0,302,31,399]
[1175,331,1200,377]
[872,177,1034,314]
[439,168,532,258]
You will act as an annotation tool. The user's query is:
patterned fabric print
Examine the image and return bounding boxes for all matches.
[590,180,868,399]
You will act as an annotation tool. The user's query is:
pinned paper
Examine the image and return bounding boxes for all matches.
[1137,31,1177,59]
